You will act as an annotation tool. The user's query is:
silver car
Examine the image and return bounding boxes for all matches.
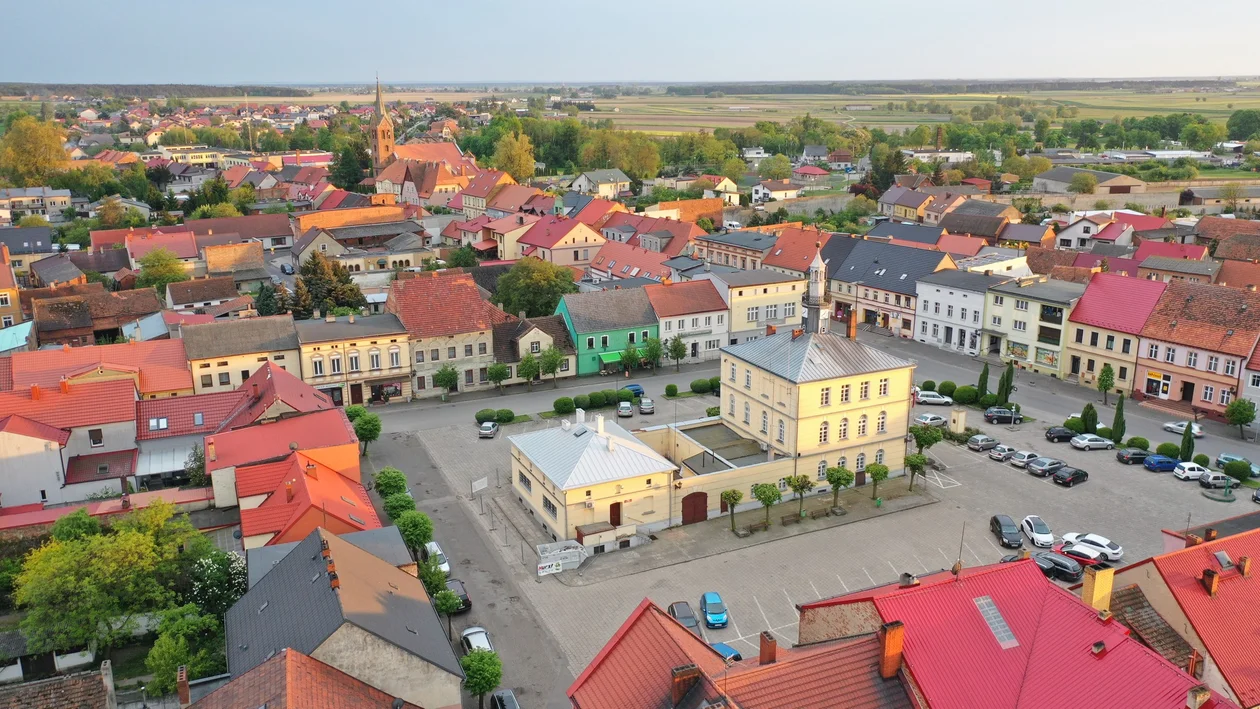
[461,626,494,654]
[989,444,1018,461]
[617,401,633,418]
[1163,420,1204,438]
[967,434,999,451]
[1027,457,1067,477]
[1070,434,1114,451]
[639,397,655,414]
[1009,451,1040,468]
[478,422,499,439]
[914,413,947,427]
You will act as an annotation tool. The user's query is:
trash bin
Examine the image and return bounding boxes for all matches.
[875,497,883,508]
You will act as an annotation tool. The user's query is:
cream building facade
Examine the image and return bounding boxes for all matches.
[181,315,301,394]
[295,314,412,407]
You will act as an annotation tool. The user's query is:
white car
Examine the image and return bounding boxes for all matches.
[1163,421,1205,438]
[1060,532,1124,561]
[914,413,947,427]
[1173,462,1210,481]
[1009,451,1040,468]
[1070,434,1114,451]
[423,540,451,575]
[916,391,953,406]
[1021,515,1054,548]
[460,626,494,654]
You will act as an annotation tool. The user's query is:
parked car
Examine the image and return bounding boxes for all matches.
[1004,551,1084,582]
[668,601,702,637]
[1060,532,1124,561]
[699,592,728,628]
[1070,434,1114,451]
[617,401,634,418]
[1174,462,1211,480]
[639,397,655,414]
[490,690,521,709]
[984,407,1023,424]
[967,434,999,451]
[461,626,494,654]
[1200,471,1233,489]
[990,514,1023,548]
[1054,543,1110,568]
[1009,451,1040,468]
[1026,457,1066,477]
[989,444,1018,462]
[723,220,742,230]
[1115,448,1150,465]
[914,413,947,427]
[1144,455,1179,473]
[478,421,499,439]
[1044,427,1075,443]
[1215,453,1260,477]
[444,579,471,612]
[916,391,953,406]
[710,642,743,662]
[1052,467,1089,487]
[422,541,450,575]
[280,263,294,275]
[1021,515,1054,547]
[621,384,645,398]
[1254,486,1260,504]
[1163,421,1204,438]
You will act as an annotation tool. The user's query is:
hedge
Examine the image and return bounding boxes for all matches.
[705,406,720,417]
[665,384,678,397]
[1155,442,1181,459]
[1063,418,1085,434]
[921,380,936,391]
[475,409,497,424]
[554,397,576,415]
[617,388,634,402]
[1193,453,1210,467]
[709,376,721,393]
[1125,437,1150,450]
[1096,426,1112,440]
[691,378,712,394]
[937,381,957,398]
[495,409,515,424]
[588,391,606,408]
[574,394,591,409]
[601,389,617,404]
[1225,459,1253,481]
[953,385,978,405]
[978,393,998,409]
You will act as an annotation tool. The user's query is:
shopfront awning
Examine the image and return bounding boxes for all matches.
[598,352,622,365]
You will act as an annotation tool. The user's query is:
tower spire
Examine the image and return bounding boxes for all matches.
[804,242,828,334]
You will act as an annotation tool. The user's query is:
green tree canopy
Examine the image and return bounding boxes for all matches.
[373,467,408,497]
[461,649,503,709]
[354,413,382,454]
[136,246,190,292]
[1068,173,1098,194]
[758,154,792,180]
[1225,397,1257,439]
[395,509,434,552]
[540,345,565,386]
[50,509,102,542]
[492,258,578,318]
[492,132,536,182]
[144,604,225,695]
[0,116,68,186]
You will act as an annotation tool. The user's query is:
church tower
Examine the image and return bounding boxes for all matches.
[804,242,828,334]
[370,76,395,175]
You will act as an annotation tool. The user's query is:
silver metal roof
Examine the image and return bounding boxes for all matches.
[509,416,676,490]
[721,331,913,383]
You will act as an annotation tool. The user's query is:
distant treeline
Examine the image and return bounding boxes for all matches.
[665,79,1238,96]
[0,83,311,99]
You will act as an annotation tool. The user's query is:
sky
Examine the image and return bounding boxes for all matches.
[6,0,1260,85]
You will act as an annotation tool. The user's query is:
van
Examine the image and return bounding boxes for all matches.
[723,220,742,230]
[1199,471,1232,489]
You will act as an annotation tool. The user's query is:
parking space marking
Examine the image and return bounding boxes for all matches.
[963,541,986,565]
[938,547,954,564]
[924,470,962,489]
[886,560,899,576]
[913,554,931,573]
[863,567,876,586]
[808,580,821,599]
[985,538,1002,554]
[836,574,849,592]
[753,595,773,633]
[782,589,799,614]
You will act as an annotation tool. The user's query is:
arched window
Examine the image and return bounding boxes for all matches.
[728,395,735,416]
[857,415,868,436]
[743,402,750,424]
[817,459,828,480]
[838,418,848,439]
[856,453,866,472]
[875,449,885,465]
[777,420,785,443]
[760,411,768,433]
[819,421,830,444]
[838,456,847,472]
[877,411,887,434]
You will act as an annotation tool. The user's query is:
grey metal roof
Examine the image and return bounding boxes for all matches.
[722,331,913,384]
[710,268,803,287]
[1140,256,1221,276]
[508,416,676,490]
[819,234,862,272]
[697,230,778,252]
[1188,185,1260,199]
[996,223,1050,244]
[295,313,407,343]
[245,526,413,588]
[1088,243,1137,258]
[867,222,945,244]
[1036,166,1129,184]
[830,241,950,296]
[324,220,426,241]
[560,288,657,333]
[0,226,55,255]
[802,144,829,157]
[918,269,1014,292]
[990,278,1086,304]
[580,168,631,185]
[949,200,1014,218]
[226,528,463,679]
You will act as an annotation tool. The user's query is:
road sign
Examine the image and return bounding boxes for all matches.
[471,477,489,494]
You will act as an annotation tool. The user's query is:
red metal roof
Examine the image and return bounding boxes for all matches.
[1151,529,1260,707]
[1113,212,1173,232]
[0,487,212,532]
[1091,221,1131,242]
[0,379,136,430]
[10,339,194,394]
[136,391,244,441]
[588,240,670,281]
[792,165,830,176]
[572,199,622,226]
[0,414,69,445]
[1069,272,1167,334]
[189,648,423,709]
[204,408,356,471]
[643,280,727,317]
[1133,241,1208,262]
[126,230,199,260]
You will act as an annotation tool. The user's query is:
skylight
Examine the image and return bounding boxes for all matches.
[974,596,1018,649]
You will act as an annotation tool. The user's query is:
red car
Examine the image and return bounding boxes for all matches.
[1052,543,1109,568]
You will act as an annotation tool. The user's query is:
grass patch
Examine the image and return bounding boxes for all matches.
[665,391,699,399]
[506,414,533,424]
[1239,477,1260,489]
[537,411,560,419]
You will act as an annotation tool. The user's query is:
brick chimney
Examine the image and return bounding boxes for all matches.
[670,664,701,707]
[305,462,318,479]
[1186,685,1211,709]
[879,621,905,679]
[765,324,777,336]
[59,377,69,394]
[29,384,39,401]
[1081,567,1115,612]
[176,665,191,708]
[206,437,216,462]
[285,480,294,502]
[846,309,858,339]
[1091,640,1108,657]
[758,631,777,666]
[1202,568,1220,597]
[329,572,340,590]
[1239,556,1252,578]
[1204,527,1218,541]
[1185,533,1203,548]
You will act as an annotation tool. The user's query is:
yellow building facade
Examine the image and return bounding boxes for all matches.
[295,314,412,406]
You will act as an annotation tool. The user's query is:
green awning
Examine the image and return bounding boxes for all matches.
[598,352,622,364]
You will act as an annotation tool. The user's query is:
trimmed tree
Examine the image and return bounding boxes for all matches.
[461,650,503,709]
[517,353,540,389]
[354,413,381,455]
[1179,420,1196,464]
[395,510,434,553]
[1080,404,1098,434]
[751,483,781,526]
[787,474,815,518]
[826,465,855,509]
[1096,364,1115,406]
[720,489,743,532]
[344,404,366,422]
[382,493,416,521]
[867,463,890,500]
[1225,459,1254,482]
[667,335,687,371]
[372,467,408,497]
[910,424,943,455]
[1110,393,1127,444]
[1225,397,1257,439]
[643,338,664,372]
[434,589,462,641]
[621,343,639,372]
[976,363,989,400]
[433,365,459,398]
[904,453,929,492]
[540,345,565,387]
[486,363,510,393]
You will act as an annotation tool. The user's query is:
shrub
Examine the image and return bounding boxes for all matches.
[953,385,978,405]
[937,381,957,398]
[978,394,998,408]
[706,406,720,417]
[1156,442,1181,459]
[372,468,408,498]
[1096,426,1112,440]
[588,391,606,408]
[574,394,590,409]
[942,426,982,445]
[601,389,617,404]
[1125,437,1149,450]
[1013,403,1021,413]
[1063,418,1085,434]
[1225,459,1253,481]
[691,378,712,394]
[553,397,575,415]
[617,388,634,402]
[1193,453,1210,467]
[709,376,721,393]
[344,404,367,422]
[665,384,678,397]
[475,409,497,424]
[495,409,515,424]
[921,380,936,391]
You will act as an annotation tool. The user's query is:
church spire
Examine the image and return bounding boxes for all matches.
[804,241,828,334]
[374,74,384,116]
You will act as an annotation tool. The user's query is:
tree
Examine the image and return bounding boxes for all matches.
[1096,363,1115,406]
[997,361,1016,404]
[747,482,782,527]
[758,154,792,180]
[1225,397,1257,439]
[344,404,367,422]
[909,424,943,455]
[291,278,314,320]
[867,463,890,500]
[667,335,687,371]
[434,364,460,397]
[492,258,578,318]
[395,510,434,553]
[434,589,462,641]
[786,474,815,517]
[1219,182,1245,212]
[1110,392,1127,444]
[720,489,743,532]
[1227,109,1260,141]
[1179,419,1196,463]
[50,509,101,542]
[372,467,408,497]
[493,132,536,182]
[516,353,540,389]
[16,214,50,228]
[255,282,278,316]
[417,556,447,597]
[383,493,416,522]
[273,282,292,314]
[1080,404,1098,434]
[461,649,503,709]
[354,413,382,454]
[976,362,989,400]
[331,145,365,189]
[189,203,242,220]
[620,343,639,372]
[825,465,855,509]
[904,453,929,492]
[720,156,746,184]
[187,549,247,618]
[136,247,190,293]
[642,337,663,372]
[447,245,478,268]
[536,345,564,387]
[144,604,225,695]
[1068,173,1098,194]
[0,116,67,186]
[487,362,511,392]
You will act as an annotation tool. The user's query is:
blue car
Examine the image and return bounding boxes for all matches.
[710,642,742,661]
[621,383,645,398]
[700,591,728,628]
[1143,455,1179,472]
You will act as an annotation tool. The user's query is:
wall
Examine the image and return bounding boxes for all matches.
[659,310,728,363]
[301,336,412,404]
[562,304,658,377]
[727,280,805,342]
[915,283,988,355]
[499,328,576,386]
[798,600,882,645]
[190,350,298,394]
[314,623,462,709]
[411,331,495,398]
[0,432,65,506]
[1062,323,1140,393]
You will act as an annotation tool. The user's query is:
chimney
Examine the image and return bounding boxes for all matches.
[878,621,905,679]
[176,665,191,708]
[285,480,294,502]
[758,631,777,665]
[59,377,69,394]
[575,408,585,423]
[206,437,216,462]
[898,572,919,588]
[251,381,259,398]
[1081,567,1114,612]
[325,311,335,323]
[1186,685,1211,709]
[1098,609,1113,624]
[305,462,318,479]
[1202,568,1220,597]
[670,664,701,707]
[595,414,605,435]
[1239,556,1252,578]
[101,660,116,709]
[1185,533,1203,548]
[1091,641,1108,657]
[1018,548,1032,560]
[329,572,340,590]
[1186,650,1202,679]
[1204,527,1218,542]
[326,559,336,575]
[766,324,776,336]
[846,309,858,339]
[320,538,330,559]
[348,314,354,324]
[791,328,804,340]
[29,384,39,401]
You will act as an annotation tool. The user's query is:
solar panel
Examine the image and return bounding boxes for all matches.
[974,596,1019,649]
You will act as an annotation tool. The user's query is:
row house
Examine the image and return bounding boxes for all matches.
[295,313,412,407]
[692,230,778,270]
[1064,273,1167,394]
[915,269,1015,356]
[984,277,1086,378]
[515,215,605,271]
[877,186,934,223]
[181,315,302,394]
[828,240,954,339]
[643,280,730,363]
[490,314,577,388]
[459,170,516,219]
[689,269,804,345]
[555,288,659,376]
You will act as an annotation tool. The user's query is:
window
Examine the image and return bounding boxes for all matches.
[1014,299,1028,311]
[1,316,10,327]
[1089,332,1099,347]
[148,417,168,432]
[819,421,830,444]
[761,411,768,433]
[855,453,866,472]
[991,316,1002,327]
[627,331,636,344]
[518,471,532,492]
[464,344,473,357]
[88,429,103,447]
[330,355,342,374]
[1203,385,1215,402]
[448,346,456,359]
[747,306,760,322]
[601,336,609,348]
[1148,343,1159,359]
[860,381,870,400]
[201,374,213,388]
[729,363,736,381]
[934,302,941,315]
[718,314,724,324]
[219,373,231,386]
[415,350,425,363]
[784,302,796,317]
[1208,356,1219,372]
[765,304,778,320]
[1226,359,1237,376]
[857,415,867,436]
[744,370,751,388]
[818,460,828,480]
[0,294,7,307]
[1119,366,1127,380]
[642,330,649,342]
[973,310,980,323]
[1186,351,1198,368]
[820,387,831,406]
[743,402,750,424]
[960,308,967,322]
[878,378,890,397]
[840,384,850,403]
[1221,389,1234,405]
[479,342,487,355]
[1252,373,1260,388]
[923,300,930,312]
[729,395,735,416]
[573,250,579,261]
[560,359,569,371]
[193,412,204,426]
[1012,320,1027,332]
[1105,334,1115,350]
[932,324,939,338]
[370,351,381,370]
[877,411,887,433]
[1164,347,1176,364]
[993,295,1004,306]
[922,322,928,335]
[479,367,488,383]
[465,369,474,385]
[349,352,360,371]
[431,348,440,361]
[390,349,401,368]
[946,305,954,318]
[542,497,557,518]
[777,420,785,443]
[705,316,712,326]
[1122,338,1131,354]
[838,418,848,439]
[875,449,885,465]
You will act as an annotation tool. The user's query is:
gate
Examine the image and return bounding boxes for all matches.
[681,491,708,525]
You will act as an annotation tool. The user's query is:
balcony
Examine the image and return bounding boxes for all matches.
[1037,326,1061,346]
[1039,306,1063,325]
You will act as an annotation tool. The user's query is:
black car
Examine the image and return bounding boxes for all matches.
[668,601,702,637]
[280,263,294,275]
[490,690,521,709]
[1115,448,1150,465]
[1045,427,1075,442]
[1001,551,1084,582]
[1254,487,1260,504]
[444,578,471,612]
[984,407,1024,424]
[990,514,1023,548]
[1052,467,1089,487]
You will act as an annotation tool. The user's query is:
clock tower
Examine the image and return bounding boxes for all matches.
[370,76,394,175]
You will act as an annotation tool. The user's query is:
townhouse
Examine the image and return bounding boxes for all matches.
[0,247,21,328]
[1064,272,1167,394]
[514,215,605,271]
[555,288,659,376]
[458,170,516,219]
[490,314,577,387]
[1139,256,1221,284]
[984,277,1086,378]
[181,315,302,394]
[689,269,805,345]
[752,180,804,202]
[938,200,1021,242]
[0,226,60,280]
[570,169,631,198]
[877,186,934,223]
[915,269,1015,356]
[643,280,729,363]
[828,240,955,338]
[295,313,411,406]
[0,187,72,225]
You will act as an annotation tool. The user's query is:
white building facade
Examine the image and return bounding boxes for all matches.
[915,270,1011,356]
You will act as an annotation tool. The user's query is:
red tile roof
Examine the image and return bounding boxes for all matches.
[516,215,589,249]
[10,339,193,394]
[1218,260,1260,292]
[391,142,471,167]
[1140,280,1260,356]
[238,452,379,541]
[1070,272,1167,334]
[1214,233,1260,263]
[126,230,198,260]
[643,280,727,317]
[486,184,540,213]
[136,391,244,441]
[485,213,541,234]
[0,414,70,445]
[461,170,510,199]
[161,310,215,326]
[589,241,671,281]
[763,230,832,271]
[1134,241,1208,262]
[1196,216,1260,242]
[219,361,335,431]
[189,648,422,709]
[1070,253,1142,278]
[204,408,356,471]
[65,449,137,485]
[572,198,623,226]
[386,271,508,339]
[793,165,830,176]
[89,226,166,252]
[1150,529,1260,707]
[0,379,136,429]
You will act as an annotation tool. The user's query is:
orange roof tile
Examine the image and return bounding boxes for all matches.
[653,198,724,227]
[238,452,379,540]
[644,280,728,317]
[219,362,335,431]
[0,379,136,430]
[589,241,671,281]
[763,230,832,271]
[572,198,625,226]
[10,339,193,394]
[65,448,137,485]
[1140,280,1260,356]
[390,142,472,166]
[204,409,356,471]
[189,649,423,709]
[1218,260,1260,292]
[517,215,590,249]
[126,230,198,260]
[1196,216,1260,242]
[386,271,507,339]
[0,414,70,445]
[486,184,542,213]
